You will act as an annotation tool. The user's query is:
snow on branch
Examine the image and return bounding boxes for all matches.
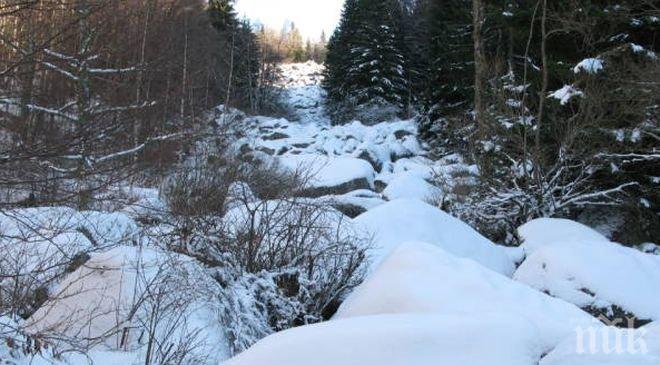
[41,61,79,81]
[38,133,186,173]
[559,182,639,208]
[90,101,156,115]
[94,133,185,164]
[0,99,78,122]
[596,151,660,164]
[89,66,140,74]
[43,48,79,66]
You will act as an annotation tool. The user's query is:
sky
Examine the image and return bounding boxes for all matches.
[234,0,344,41]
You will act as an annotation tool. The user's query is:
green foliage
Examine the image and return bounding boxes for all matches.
[324,0,409,120]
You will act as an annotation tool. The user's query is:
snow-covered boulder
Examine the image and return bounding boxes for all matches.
[24,246,229,362]
[78,211,139,246]
[354,199,515,275]
[541,323,660,365]
[319,189,385,218]
[382,173,442,202]
[223,313,558,365]
[335,242,597,346]
[0,207,139,247]
[518,218,610,255]
[278,154,375,197]
[515,237,660,324]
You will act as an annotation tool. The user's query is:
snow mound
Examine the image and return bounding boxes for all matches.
[0,207,139,247]
[278,154,375,195]
[354,199,515,275]
[319,189,386,217]
[335,242,597,347]
[382,173,441,202]
[541,323,660,365]
[518,218,609,255]
[223,313,553,365]
[24,246,229,361]
[515,238,660,322]
[574,58,604,74]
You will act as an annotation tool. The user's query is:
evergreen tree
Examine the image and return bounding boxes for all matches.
[346,0,408,106]
[208,0,237,31]
[324,0,361,103]
[324,0,409,122]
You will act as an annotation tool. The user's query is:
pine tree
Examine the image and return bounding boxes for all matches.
[208,0,237,31]
[347,0,408,106]
[324,0,361,103]
[324,0,409,121]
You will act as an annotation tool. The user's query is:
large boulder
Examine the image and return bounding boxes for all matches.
[277,154,375,197]
[354,199,516,275]
[24,246,229,361]
[223,312,557,365]
[335,242,597,348]
[518,218,609,255]
[514,236,660,326]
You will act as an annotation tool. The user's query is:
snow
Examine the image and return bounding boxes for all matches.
[574,58,604,74]
[0,207,139,247]
[278,62,330,124]
[335,242,597,346]
[630,43,657,60]
[550,84,584,105]
[233,114,423,175]
[382,173,441,202]
[515,237,660,322]
[223,313,558,365]
[541,323,660,365]
[9,62,660,365]
[354,199,516,275]
[277,154,375,191]
[24,246,230,362]
[518,218,610,255]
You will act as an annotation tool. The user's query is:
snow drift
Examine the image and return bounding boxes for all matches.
[354,199,516,275]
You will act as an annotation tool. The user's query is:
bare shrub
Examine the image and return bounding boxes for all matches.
[157,155,369,355]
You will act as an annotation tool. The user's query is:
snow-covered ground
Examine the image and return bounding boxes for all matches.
[2,63,658,365]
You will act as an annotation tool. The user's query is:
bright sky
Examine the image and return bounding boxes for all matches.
[235,0,344,41]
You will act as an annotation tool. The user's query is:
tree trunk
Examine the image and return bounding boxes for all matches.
[472,0,487,136]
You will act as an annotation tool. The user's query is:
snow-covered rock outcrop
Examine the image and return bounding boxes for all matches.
[335,242,597,343]
[515,237,660,325]
[354,199,516,275]
[224,243,600,365]
[25,246,229,360]
[518,218,610,255]
[224,313,557,365]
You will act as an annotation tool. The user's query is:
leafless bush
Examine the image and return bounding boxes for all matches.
[156,155,369,354]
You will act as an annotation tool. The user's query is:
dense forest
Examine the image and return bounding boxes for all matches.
[325,0,659,244]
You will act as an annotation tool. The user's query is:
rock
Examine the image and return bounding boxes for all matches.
[394,129,414,139]
[356,149,383,172]
[301,177,373,198]
[331,203,367,218]
[262,132,290,141]
[514,234,660,325]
